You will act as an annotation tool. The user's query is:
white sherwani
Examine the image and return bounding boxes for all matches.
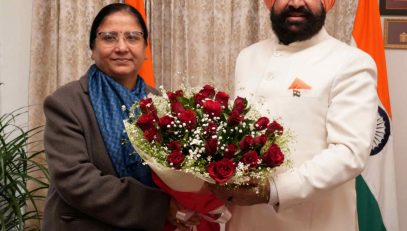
[229,28,378,231]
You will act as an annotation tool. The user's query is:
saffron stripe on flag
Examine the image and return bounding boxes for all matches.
[125,0,156,87]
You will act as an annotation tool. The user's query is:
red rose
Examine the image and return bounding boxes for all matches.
[136,113,156,131]
[232,97,247,114]
[224,144,238,159]
[143,127,161,143]
[205,138,218,156]
[240,150,260,168]
[139,98,157,114]
[215,91,229,108]
[167,150,185,169]
[167,90,184,103]
[178,110,198,129]
[253,134,267,148]
[194,92,206,106]
[255,117,270,131]
[262,144,284,167]
[239,135,254,151]
[167,140,182,151]
[207,159,235,183]
[267,121,284,136]
[199,85,215,99]
[204,122,218,138]
[159,115,174,129]
[203,100,222,118]
[227,109,244,125]
[171,101,186,114]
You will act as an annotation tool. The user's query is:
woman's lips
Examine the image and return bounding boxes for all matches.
[112,58,131,64]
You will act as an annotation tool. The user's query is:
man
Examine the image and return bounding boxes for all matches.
[208,0,378,230]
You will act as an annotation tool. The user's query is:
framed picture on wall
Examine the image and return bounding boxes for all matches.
[384,18,407,49]
[380,0,407,15]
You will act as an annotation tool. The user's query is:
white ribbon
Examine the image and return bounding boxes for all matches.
[175,205,232,231]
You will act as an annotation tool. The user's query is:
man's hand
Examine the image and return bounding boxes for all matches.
[205,180,270,206]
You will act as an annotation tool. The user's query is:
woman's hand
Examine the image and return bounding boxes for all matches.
[167,198,201,230]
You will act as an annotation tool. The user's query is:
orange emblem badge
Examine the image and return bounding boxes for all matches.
[288,78,311,97]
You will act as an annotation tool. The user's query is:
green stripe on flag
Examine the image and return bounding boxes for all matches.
[356,175,386,231]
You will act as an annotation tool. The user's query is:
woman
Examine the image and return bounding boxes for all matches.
[42,4,193,231]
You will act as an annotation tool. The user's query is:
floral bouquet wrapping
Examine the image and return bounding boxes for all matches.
[124,84,291,230]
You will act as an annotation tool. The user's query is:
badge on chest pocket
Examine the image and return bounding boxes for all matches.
[288,78,312,97]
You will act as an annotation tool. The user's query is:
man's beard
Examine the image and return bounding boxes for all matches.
[270,6,326,45]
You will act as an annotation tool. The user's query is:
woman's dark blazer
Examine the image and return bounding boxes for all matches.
[42,73,169,231]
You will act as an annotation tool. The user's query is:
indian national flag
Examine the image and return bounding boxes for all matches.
[352,0,399,230]
[125,0,156,87]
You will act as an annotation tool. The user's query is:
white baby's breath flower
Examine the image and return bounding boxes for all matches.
[237,162,245,170]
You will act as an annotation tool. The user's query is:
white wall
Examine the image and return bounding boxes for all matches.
[385,48,407,230]
[379,12,407,229]
[0,0,32,119]
[0,0,406,229]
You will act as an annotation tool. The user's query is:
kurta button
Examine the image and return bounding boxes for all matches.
[273,52,282,57]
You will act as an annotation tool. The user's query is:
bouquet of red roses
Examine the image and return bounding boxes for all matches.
[124,84,291,230]
[125,84,291,188]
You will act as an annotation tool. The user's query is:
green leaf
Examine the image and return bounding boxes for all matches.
[0,108,48,231]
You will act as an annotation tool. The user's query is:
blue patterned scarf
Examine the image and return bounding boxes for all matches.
[88,65,155,188]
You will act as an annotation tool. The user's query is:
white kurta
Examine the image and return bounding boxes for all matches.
[229,28,378,231]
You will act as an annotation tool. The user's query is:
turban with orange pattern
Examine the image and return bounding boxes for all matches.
[263,0,335,12]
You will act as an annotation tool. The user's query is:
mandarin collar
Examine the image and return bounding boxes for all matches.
[274,27,329,53]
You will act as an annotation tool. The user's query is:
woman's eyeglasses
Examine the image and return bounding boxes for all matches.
[97,31,144,46]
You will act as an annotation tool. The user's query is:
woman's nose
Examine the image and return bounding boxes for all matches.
[115,37,129,52]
